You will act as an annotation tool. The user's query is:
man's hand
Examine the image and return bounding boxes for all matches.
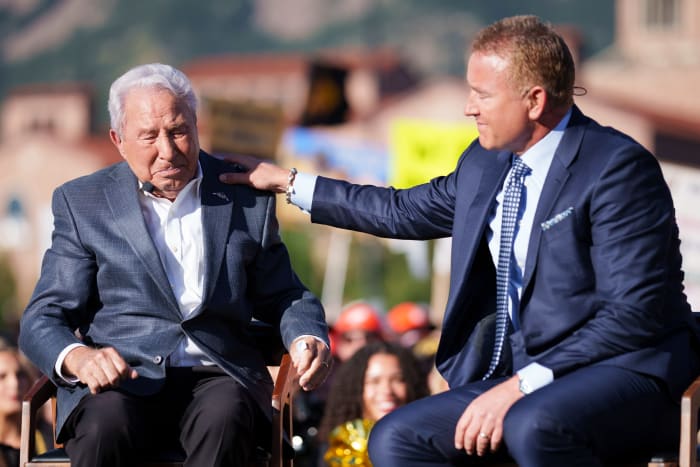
[289,336,332,392]
[63,346,138,394]
[454,375,523,456]
[216,153,290,193]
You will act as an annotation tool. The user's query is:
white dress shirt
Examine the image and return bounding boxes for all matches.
[138,166,214,367]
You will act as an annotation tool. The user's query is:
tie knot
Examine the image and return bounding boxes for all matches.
[511,157,531,178]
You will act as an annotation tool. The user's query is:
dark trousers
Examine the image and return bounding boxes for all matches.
[63,366,265,467]
[368,365,681,467]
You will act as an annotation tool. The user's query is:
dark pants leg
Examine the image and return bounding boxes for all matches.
[63,366,265,467]
[63,390,152,467]
[368,377,511,466]
[174,367,261,467]
[369,365,680,467]
[504,365,679,467]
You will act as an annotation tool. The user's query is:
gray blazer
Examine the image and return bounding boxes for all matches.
[19,152,328,439]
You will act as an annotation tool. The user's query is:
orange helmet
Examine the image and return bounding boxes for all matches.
[333,302,383,334]
[386,302,431,334]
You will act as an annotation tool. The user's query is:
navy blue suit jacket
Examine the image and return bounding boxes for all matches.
[310,106,700,398]
[20,152,328,439]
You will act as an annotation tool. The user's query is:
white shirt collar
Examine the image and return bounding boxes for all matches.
[518,109,572,182]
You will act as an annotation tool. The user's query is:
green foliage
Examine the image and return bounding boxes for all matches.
[281,227,431,311]
[0,255,18,326]
[280,227,324,296]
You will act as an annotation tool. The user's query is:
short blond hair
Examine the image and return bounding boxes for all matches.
[471,15,575,109]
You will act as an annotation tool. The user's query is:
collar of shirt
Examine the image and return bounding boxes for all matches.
[517,108,572,187]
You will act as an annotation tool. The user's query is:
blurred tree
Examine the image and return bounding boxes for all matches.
[282,227,431,314]
[0,254,18,331]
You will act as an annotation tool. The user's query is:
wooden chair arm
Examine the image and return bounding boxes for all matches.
[271,354,295,467]
[20,375,57,466]
[679,375,700,467]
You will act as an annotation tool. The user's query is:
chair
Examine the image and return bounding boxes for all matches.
[19,326,296,467]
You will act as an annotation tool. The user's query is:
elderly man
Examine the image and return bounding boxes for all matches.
[20,63,331,467]
[219,15,700,467]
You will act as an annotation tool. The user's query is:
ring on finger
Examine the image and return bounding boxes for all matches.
[478,432,490,440]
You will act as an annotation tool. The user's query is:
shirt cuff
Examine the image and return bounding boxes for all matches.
[55,343,86,384]
[290,172,317,213]
[293,334,330,350]
[516,362,553,393]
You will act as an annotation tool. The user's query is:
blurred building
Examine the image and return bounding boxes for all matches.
[577,0,700,309]
[0,84,117,315]
[184,47,419,126]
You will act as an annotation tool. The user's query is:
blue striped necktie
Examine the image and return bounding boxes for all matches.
[484,156,531,379]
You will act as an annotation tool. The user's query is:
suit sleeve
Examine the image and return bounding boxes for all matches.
[309,152,465,240]
[247,194,329,350]
[19,187,97,383]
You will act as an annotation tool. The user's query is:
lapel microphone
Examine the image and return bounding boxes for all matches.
[142,181,156,194]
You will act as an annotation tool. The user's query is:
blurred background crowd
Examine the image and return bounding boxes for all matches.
[1,0,700,465]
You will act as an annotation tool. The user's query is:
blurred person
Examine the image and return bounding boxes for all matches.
[0,337,49,467]
[385,301,433,349]
[292,301,384,466]
[331,301,384,363]
[386,302,437,381]
[219,14,700,466]
[318,341,428,466]
[19,62,331,467]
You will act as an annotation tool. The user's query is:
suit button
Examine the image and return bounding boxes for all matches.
[153,355,163,364]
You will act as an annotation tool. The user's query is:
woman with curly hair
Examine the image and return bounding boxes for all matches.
[319,341,429,466]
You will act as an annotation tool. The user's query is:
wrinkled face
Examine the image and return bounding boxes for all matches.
[464,52,533,154]
[0,352,30,417]
[110,86,199,200]
[362,353,408,422]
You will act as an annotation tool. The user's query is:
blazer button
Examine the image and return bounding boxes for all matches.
[153,355,163,364]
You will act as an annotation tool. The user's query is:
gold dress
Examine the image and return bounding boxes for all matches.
[324,418,375,466]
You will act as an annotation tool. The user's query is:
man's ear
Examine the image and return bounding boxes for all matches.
[109,129,126,159]
[526,86,547,120]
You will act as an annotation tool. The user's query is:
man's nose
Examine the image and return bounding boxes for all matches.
[464,92,477,116]
[156,134,177,160]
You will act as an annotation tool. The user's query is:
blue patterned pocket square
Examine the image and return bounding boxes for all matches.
[541,207,574,231]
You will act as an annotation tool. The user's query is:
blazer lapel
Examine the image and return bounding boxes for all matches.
[522,106,586,290]
[199,156,234,307]
[105,163,180,314]
[445,150,511,322]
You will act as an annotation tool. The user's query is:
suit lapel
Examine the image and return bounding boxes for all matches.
[522,106,586,290]
[444,149,510,325]
[199,155,234,307]
[105,163,180,314]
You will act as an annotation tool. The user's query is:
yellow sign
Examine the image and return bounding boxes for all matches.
[205,98,284,158]
[389,120,479,188]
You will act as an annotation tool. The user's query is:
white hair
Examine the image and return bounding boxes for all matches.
[108,63,197,137]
